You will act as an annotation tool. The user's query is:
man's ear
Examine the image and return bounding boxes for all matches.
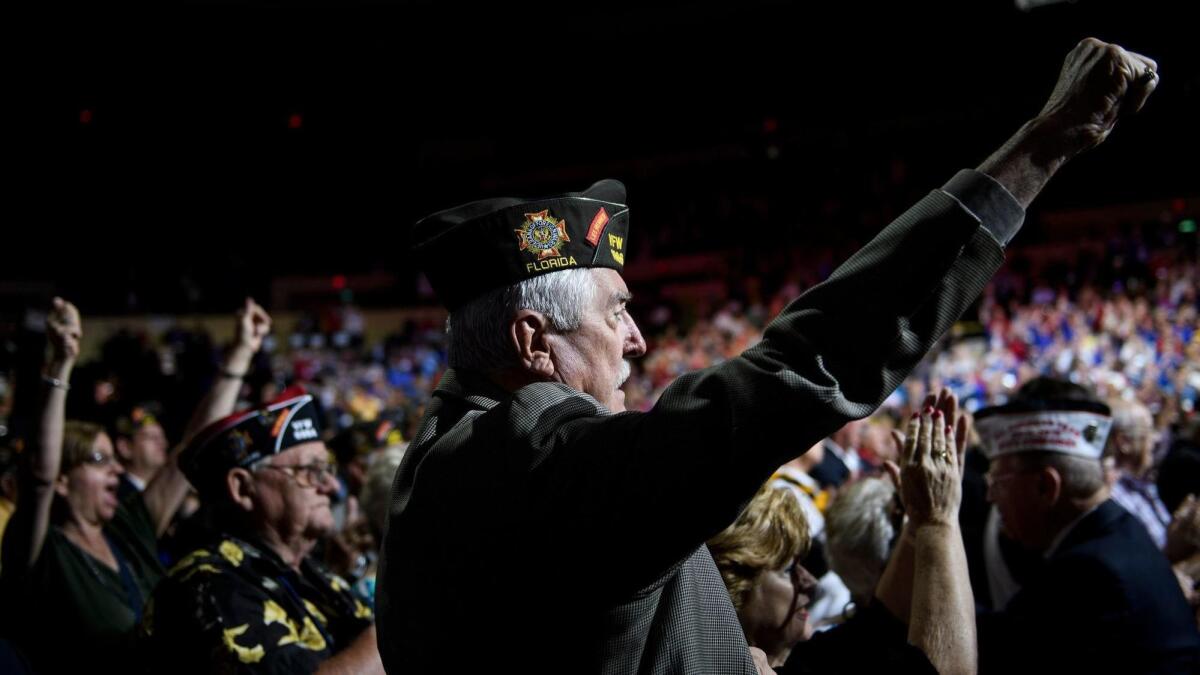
[226,468,257,513]
[512,310,555,379]
[1035,465,1064,506]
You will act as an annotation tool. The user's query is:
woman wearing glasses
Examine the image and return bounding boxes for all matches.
[0,297,269,673]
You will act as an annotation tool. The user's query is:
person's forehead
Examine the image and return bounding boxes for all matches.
[594,268,632,305]
[992,454,1022,472]
[135,422,166,436]
[94,432,115,452]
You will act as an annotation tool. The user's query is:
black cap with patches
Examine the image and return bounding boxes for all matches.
[106,401,163,440]
[179,387,324,498]
[412,179,631,310]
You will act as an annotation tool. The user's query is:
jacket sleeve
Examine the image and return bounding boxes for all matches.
[522,183,1011,592]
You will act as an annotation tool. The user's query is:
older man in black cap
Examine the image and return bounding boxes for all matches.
[139,389,384,675]
[377,39,1159,674]
[973,388,1200,674]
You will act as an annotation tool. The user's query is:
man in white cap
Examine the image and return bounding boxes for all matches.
[975,383,1200,674]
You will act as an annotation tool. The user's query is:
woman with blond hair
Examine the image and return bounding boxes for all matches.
[709,485,818,667]
[710,391,979,675]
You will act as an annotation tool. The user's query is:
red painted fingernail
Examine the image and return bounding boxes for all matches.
[923,406,933,414]
[911,412,920,420]
[933,410,942,419]
[946,425,953,434]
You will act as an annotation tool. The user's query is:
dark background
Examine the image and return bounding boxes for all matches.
[7,0,1198,313]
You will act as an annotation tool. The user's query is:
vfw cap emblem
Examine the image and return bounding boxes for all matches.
[516,210,570,260]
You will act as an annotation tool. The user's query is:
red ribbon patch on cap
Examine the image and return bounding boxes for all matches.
[586,207,609,247]
[270,410,289,439]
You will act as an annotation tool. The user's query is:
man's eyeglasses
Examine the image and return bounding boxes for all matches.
[258,461,335,488]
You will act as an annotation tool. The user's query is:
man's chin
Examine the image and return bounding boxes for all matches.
[305,510,336,539]
[609,389,627,412]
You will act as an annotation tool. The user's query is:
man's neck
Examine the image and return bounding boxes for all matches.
[1116,461,1150,481]
[256,527,316,572]
[487,367,545,395]
[1040,489,1108,555]
[124,471,149,491]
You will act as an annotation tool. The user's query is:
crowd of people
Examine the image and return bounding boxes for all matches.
[0,35,1196,675]
[0,229,1198,673]
[15,237,1195,451]
[0,236,1197,674]
[0,287,1196,673]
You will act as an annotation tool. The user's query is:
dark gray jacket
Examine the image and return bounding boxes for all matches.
[378,171,1021,674]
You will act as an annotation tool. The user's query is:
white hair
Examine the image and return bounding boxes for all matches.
[361,444,408,540]
[446,268,597,372]
[1105,398,1156,472]
[1015,451,1107,499]
[824,478,897,603]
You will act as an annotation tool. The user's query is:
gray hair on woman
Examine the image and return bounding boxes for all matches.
[360,444,409,541]
[823,477,898,604]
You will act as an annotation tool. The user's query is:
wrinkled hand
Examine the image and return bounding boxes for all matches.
[885,389,970,527]
[46,297,82,365]
[1172,553,1200,612]
[1166,494,1200,564]
[234,298,272,355]
[1036,37,1158,159]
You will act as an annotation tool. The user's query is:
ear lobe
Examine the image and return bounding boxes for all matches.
[226,468,257,513]
[54,473,71,499]
[1037,466,1063,504]
[512,310,555,379]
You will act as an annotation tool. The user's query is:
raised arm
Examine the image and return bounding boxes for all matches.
[142,298,272,536]
[1,298,81,572]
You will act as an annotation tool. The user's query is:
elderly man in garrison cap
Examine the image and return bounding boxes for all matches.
[139,389,384,675]
[973,386,1200,675]
[377,39,1159,675]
